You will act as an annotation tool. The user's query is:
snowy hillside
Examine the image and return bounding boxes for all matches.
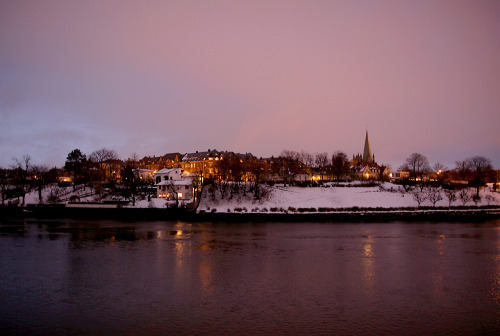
[197,183,500,213]
[16,182,500,212]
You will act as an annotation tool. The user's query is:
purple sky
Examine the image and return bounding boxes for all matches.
[1,0,499,170]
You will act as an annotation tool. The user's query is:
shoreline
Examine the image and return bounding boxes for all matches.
[1,205,499,222]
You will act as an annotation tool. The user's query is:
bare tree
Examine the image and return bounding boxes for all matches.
[466,156,494,199]
[443,188,457,207]
[12,155,31,205]
[90,148,119,180]
[331,151,350,182]
[278,150,301,186]
[454,159,471,181]
[242,155,263,199]
[426,186,443,207]
[0,168,11,206]
[315,152,329,181]
[399,176,413,192]
[31,165,49,204]
[401,153,431,183]
[412,189,427,207]
[214,153,233,199]
[300,151,315,169]
[458,188,471,206]
[281,150,300,161]
[432,162,447,185]
[472,194,481,206]
[90,148,118,164]
[163,180,180,207]
[121,163,138,206]
[276,163,294,187]
[128,153,140,167]
[484,195,495,205]
[89,148,119,197]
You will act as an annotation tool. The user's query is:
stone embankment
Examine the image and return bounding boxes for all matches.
[1,204,499,222]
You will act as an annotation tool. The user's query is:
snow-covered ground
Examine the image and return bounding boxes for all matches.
[197,183,500,213]
[16,182,500,212]
[127,198,192,209]
[20,184,190,209]
[23,184,98,205]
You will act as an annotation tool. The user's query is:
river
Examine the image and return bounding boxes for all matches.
[1,219,499,335]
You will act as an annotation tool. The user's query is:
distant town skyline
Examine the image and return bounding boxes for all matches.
[1,1,499,169]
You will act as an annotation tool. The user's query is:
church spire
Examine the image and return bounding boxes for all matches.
[363,130,372,162]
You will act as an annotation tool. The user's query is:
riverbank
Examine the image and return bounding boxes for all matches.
[2,204,499,223]
[2,182,499,222]
[195,206,500,222]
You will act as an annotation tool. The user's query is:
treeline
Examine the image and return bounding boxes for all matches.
[0,146,497,207]
[396,153,497,207]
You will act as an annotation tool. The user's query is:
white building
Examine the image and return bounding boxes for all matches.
[153,168,193,201]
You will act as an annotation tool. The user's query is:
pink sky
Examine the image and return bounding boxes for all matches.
[1,0,499,169]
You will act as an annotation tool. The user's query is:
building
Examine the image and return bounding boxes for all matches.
[139,153,183,171]
[153,168,193,201]
[352,130,375,165]
[350,130,390,180]
[102,159,123,183]
[351,162,390,180]
[181,149,223,179]
[390,171,410,181]
[134,168,155,183]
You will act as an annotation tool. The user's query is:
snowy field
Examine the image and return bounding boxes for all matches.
[17,182,500,212]
[197,183,500,213]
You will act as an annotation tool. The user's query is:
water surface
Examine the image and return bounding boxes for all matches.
[1,219,499,335]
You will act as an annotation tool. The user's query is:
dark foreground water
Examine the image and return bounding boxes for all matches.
[0,219,499,335]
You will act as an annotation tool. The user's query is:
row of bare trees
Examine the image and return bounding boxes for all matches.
[409,184,496,207]
[400,153,495,193]
[0,155,60,206]
[276,150,351,183]
[398,153,496,207]
[64,148,119,191]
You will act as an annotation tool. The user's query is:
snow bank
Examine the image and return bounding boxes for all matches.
[20,182,499,212]
[198,183,500,213]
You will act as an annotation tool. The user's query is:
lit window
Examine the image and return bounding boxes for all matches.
[177,193,183,198]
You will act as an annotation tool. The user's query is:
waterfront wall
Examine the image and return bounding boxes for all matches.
[2,205,499,222]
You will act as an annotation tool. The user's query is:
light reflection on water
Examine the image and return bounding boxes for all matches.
[0,219,499,335]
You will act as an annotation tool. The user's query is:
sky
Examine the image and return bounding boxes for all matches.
[1,0,499,170]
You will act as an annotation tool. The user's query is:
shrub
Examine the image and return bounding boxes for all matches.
[318,207,333,212]
[472,195,481,206]
[297,207,317,213]
[485,195,495,205]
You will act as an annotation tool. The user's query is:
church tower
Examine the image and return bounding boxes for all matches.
[362,130,373,163]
